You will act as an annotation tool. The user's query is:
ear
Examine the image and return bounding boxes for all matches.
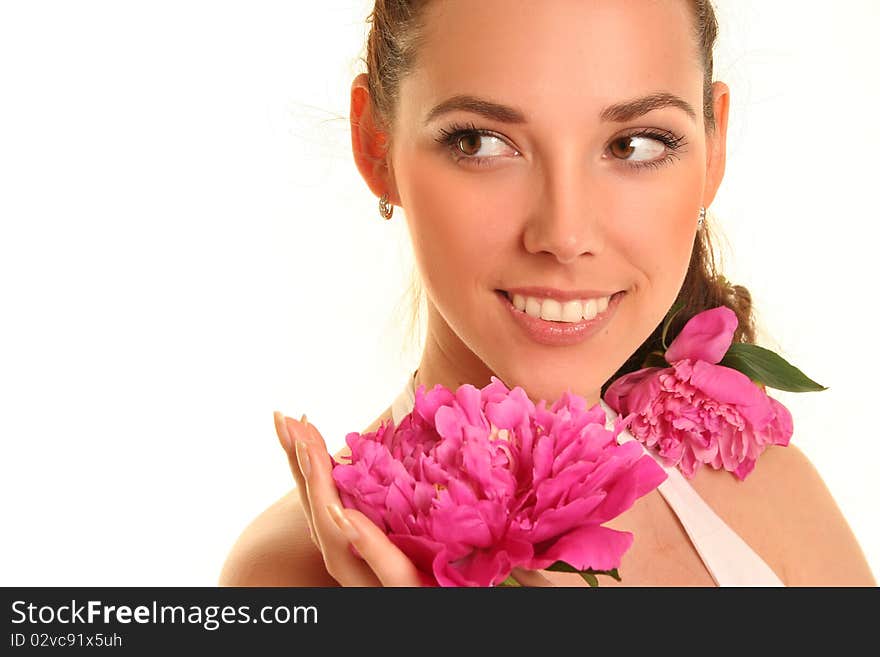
[350,73,400,206]
[701,81,730,208]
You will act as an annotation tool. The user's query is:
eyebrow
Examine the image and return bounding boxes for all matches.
[423,91,697,125]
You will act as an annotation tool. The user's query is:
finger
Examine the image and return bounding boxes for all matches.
[294,419,382,586]
[327,504,425,587]
[273,411,317,548]
[510,567,556,587]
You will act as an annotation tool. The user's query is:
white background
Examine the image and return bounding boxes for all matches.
[1,0,877,585]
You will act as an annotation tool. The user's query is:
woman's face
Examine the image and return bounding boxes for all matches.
[383,0,727,405]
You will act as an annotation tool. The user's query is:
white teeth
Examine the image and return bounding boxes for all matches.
[561,300,584,322]
[539,299,563,321]
[524,296,542,318]
[582,298,598,320]
[507,291,615,323]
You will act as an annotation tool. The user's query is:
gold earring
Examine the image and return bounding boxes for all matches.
[379,194,394,220]
[698,206,706,228]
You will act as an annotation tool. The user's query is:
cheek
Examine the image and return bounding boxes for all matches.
[607,168,702,313]
[395,151,513,297]
[629,197,695,277]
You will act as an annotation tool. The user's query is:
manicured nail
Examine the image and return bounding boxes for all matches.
[274,411,291,451]
[294,440,311,478]
[327,503,359,542]
[302,414,323,445]
[287,414,311,442]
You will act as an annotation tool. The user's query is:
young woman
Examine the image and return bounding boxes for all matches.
[219,0,875,587]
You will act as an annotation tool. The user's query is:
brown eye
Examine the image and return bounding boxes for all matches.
[609,134,667,163]
[434,123,521,167]
[610,136,636,159]
[457,134,482,156]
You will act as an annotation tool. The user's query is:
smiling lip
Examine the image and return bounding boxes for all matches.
[497,289,625,347]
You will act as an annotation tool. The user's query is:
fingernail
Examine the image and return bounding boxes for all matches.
[300,413,320,443]
[299,414,312,441]
[327,503,359,542]
[294,440,311,478]
[274,411,291,451]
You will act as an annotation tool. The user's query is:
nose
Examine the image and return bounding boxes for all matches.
[522,154,605,265]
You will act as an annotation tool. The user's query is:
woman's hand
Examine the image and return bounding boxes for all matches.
[273,410,554,587]
[273,411,429,586]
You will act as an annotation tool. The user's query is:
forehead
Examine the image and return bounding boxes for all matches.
[402,0,701,126]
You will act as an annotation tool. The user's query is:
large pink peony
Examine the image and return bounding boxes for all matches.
[604,306,793,480]
[331,377,667,587]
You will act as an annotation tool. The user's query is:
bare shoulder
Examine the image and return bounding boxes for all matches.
[218,489,337,587]
[217,407,393,587]
[689,442,876,586]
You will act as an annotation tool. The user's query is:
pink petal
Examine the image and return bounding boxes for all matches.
[434,538,533,587]
[385,479,415,518]
[624,371,667,420]
[528,524,634,571]
[531,434,554,482]
[585,454,665,524]
[767,396,794,446]
[430,504,494,548]
[533,461,595,515]
[688,361,775,426]
[388,533,445,575]
[734,458,756,480]
[526,494,607,543]
[434,405,464,441]
[485,394,530,430]
[455,383,489,428]
[665,306,738,364]
[604,367,662,414]
[445,477,479,506]
[413,383,455,425]
[630,453,669,497]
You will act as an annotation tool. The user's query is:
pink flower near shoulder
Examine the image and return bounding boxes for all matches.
[604,306,793,480]
[332,377,667,587]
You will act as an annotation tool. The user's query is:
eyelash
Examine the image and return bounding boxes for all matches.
[433,120,688,171]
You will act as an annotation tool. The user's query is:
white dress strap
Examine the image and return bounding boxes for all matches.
[599,400,784,587]
[390,369,418,428]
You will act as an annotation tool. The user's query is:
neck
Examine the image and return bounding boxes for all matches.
[414,299,604,410]
[414,305,498,396]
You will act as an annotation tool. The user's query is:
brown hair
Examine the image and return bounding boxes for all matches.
[359,0,758,394]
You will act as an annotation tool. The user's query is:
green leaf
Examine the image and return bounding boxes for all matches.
[545,561,622,586]
[496,575,522,587]
[546,560,579,573]
[580,572,599,587]
[661,301,686,351]
[719,343,828,393]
